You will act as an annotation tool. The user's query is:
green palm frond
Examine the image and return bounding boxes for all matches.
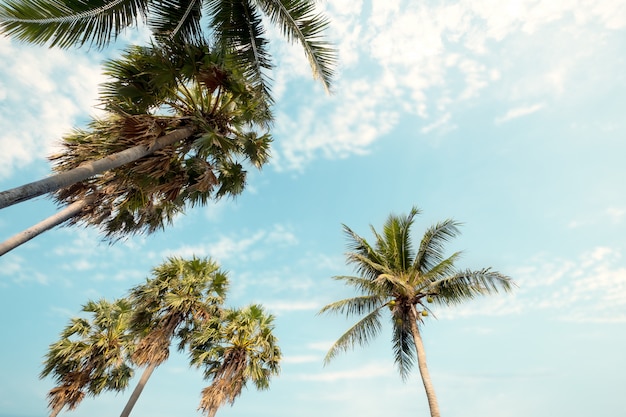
[208,0,274,106]
[414,219,462,274]
[149,0,203,41]
[323,307,383,364]
[255,0,335,92]
[318,295,383,317]
[429,268,514,305]
[0,0,148,48]
[391,316,415,381]
[381,207,419,271]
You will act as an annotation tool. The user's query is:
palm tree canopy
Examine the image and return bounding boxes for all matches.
[320,206,514,379]
[128,256,229,366]
[40,298,135,414]
[190,304,281,416]
[49,40,273,240]
[0,0,337,93]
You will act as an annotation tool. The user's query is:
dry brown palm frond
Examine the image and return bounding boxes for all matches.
[198,349,248,416]
[131,329,171,367]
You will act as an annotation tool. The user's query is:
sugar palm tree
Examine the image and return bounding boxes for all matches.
[190,304,281,417]
[120,256,229,417]
[0,0,336,96]
[319,207,514,417]
[0,40,272,254]
[41,298,135,417]
[0,39,271,210]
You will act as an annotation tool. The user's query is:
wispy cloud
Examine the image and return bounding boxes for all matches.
[293,362,392,382]
[164,223,298,262]
[440,246,626,323]
[495,103,545,124]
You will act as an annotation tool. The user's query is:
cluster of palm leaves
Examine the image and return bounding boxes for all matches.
[42,257,281,417]
[52,40,273,240]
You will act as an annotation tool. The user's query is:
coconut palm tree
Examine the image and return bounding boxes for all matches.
[119,256,229,417]
[319,207,514,417]
[0,0,336,96]
[41,298,135,417]
[190,304,281,417]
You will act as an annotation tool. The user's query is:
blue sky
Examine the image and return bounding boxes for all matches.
[1,1,625,416]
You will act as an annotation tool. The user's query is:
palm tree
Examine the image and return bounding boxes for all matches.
[319,207,514,417]
[0,40,273,254]
[120,256,229,417]
[0,0,336,96]
[190,304,281,417]
[41,298,135,417]
[0,39,271,210]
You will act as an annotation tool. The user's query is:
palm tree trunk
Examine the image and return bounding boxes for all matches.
[0,197,93,256]
[119,362,158,417]
[0,126,195,210]
[409,306,441,417]
[49,403,64,417]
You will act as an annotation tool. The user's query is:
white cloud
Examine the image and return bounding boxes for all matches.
[268,0,626,170]
[495,103,545,124]
[165,224,298,262]
[0,38,105,180]
[294,362,392,382]
[440,246,626,323]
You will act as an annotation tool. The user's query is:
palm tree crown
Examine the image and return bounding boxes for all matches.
[190,304,281,417]
[50,40,272,240]
[320,206,514,417]
[41,298,135,417]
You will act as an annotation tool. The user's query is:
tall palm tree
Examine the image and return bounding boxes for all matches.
[0,40,273,254]
[120,256,229,417]
[319,207,514,417]
[0,39,271,210]
[190,304,281,417]
[41,298,135,417]
[0,0,336,96]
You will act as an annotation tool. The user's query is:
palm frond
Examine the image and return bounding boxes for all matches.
[207,0,274,107]
[318,294,384,317]
[391,315,415,381]
[414,219,462,274]
[429,268,514,305]
[0,0,148,48]
[148,0,203,41]
[323,307,383,364]
[256,0,336,92]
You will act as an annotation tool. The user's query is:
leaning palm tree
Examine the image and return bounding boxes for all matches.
[41,298,135,417]
[0,0,336,98]
[319,207,514,417]
[0,40,273,254]
[120,256,229,417]
[0,39,271,210]
[190,304,281,417]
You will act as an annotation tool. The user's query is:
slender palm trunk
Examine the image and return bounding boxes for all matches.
[119,362,158,417]
[0,197,93,256]
[49,403,64,417]
[409,306,441,417]
[0,126,195,210]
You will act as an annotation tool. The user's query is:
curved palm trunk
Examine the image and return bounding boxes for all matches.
[0,197,93,256]
[0,126,194,210]
[409,306,441,417]
[119,362,158,417]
